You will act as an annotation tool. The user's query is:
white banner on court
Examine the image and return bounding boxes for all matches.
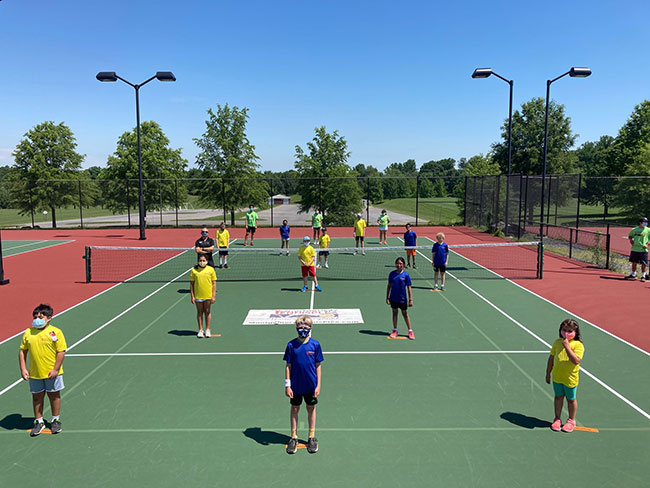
[243,309,364,325]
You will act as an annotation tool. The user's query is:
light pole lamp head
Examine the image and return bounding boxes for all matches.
[155,71,176,82]
[96,71,118,82]
[569,67,591,78]
[472,68,493,79]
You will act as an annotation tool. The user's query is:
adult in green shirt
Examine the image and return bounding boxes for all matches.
[377,209,390,245]
[626,216,650,281]
[244,205,258,246]
[312,209,323,241]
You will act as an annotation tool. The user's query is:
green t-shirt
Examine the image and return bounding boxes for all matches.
[629,226,650,252]
[312,212,323,228]
[246,211,258,227]
[377,214,389,227]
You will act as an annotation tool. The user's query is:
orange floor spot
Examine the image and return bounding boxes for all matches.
[284,443,307,449]
[574,426,599,433]
[387,336,407,340]
[210,334,222,337]
[26,429,52,434]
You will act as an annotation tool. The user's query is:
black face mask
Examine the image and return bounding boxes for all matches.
[297,328,310,338]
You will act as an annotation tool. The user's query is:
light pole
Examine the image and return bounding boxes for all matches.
[472,68,513,234]
[540,67,591,240]
[96,71,176,240]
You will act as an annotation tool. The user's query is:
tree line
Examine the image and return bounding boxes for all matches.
[2,98,650,227]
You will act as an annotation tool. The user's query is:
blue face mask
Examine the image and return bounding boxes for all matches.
[32,318,47,328]
[642,222,648,227]
[297,328,311,338]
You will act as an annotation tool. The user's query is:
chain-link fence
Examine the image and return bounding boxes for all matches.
[0,176,466,229]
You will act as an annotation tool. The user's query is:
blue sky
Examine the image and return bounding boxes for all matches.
[1,0,648,172]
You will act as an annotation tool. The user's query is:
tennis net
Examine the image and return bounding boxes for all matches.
[84,241,543,283]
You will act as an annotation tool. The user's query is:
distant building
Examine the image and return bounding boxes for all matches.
[269,194,291,205]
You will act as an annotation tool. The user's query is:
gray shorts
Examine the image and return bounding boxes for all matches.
[29,375,64,394]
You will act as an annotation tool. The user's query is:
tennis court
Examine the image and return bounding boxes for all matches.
[0,235,648,487]
[2,239,73,257]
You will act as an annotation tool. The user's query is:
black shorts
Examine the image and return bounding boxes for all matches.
[290,393,318,406]
[355,236,364,243]
[218,250,229,256]
[629,251,648,265]
[319,250,330,256]
[434,264,447,272]
[389,300,408,310]
[246,226,256,234]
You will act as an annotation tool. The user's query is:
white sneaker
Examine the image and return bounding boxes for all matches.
[316,264,322,268]
[205,329,211,338]
[197,330,205,338]
[325,263,329,268]
[362,251,366,256]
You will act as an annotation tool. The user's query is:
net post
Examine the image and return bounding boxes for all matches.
[605,228,611,270]
[537,241,544,279]
[84,246,91,283]
[569,228,573,259]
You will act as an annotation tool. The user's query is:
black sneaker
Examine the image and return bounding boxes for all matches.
[224,264,229,269]
[30,421,45,437]
[50,420,62,434]
[286,437,298,454]
[625,274,636,280]
[306,437,318,454]
[217,265,223,269]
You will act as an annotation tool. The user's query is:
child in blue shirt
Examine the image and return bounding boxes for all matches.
[403,223,418,268]
[387,257,414,339]
[280,219,291,256]
[431,232,449,290]
[284,316,323,454]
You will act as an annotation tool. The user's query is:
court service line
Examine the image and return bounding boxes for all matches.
[4,239,74,258]
[418,236,650,421]
[66,350,550,357]
[4,239,50,250]
[309,280,316,309]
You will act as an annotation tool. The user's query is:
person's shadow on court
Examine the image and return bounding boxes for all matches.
[500,411,551,429]
[358,329,390,337]
[243,427,292,446]
[168,330,198,337]
[0,413,35,431]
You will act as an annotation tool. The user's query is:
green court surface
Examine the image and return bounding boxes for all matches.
[2,239,72,256]
[1,237,648,487]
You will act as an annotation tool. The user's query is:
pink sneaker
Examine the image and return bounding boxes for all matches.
[389,330,398,339]
[408,330,415,340]
[550,417,562,431]
[561,419,576,433]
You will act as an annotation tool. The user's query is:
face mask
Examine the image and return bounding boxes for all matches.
[198,261,207,268]
[249,208,254,212]
[561,330,576,340]
[32,318,47,328]
[642,222,648,227]
[297,328,310,338]
[201,232,208,237]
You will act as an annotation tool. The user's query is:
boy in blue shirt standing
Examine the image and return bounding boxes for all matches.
[284,316,323,454]
[403,223,418,268]
[432,232,449,290]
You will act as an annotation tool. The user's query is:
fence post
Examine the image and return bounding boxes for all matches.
[517,175,524,239]
[270,178,274,227]
[29,186,35,228]
[494,175,500,231]
[463,176,468,225]
[569,228,573,259]
[175,179,179,228]
[576,173,582,229]
[78,180,84,229]
[415,175,420,226]
[126,179,132,228]
[159,178,163,227]
[546,176,552,225]
[605,223,611,269]
[222,179,226,224]
[366,177,370,224]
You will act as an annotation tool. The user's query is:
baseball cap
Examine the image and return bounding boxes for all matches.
[303,236,311,241]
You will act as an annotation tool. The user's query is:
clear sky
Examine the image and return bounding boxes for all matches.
[1,0,648,172]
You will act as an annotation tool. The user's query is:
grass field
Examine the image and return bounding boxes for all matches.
[380,197,462,224]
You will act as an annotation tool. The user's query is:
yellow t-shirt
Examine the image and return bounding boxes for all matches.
[550,338,584,388]
[20,324,67,379]
[189,265,217,299]
[354,219,366,236]
[298,244,315,266]
[319,234,331,249]
[216,229,230,248]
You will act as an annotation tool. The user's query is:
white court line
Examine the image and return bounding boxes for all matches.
[4,239,74,258]
[418,236,650,421]
[66,350,549,357]
[309,280,315,309]
[4,239,50,250]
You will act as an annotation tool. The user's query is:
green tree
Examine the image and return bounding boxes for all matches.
[419,158,458,195]
[382,160,417,199]
[353,163,384,204]
[294,126,362,225]
[616,142,650,219]
[0,165,11,208]
[611,100,650,173]
[576,136,617,218]
[8,121,85,227]
[194,104,268,224]
[492,97,578,175]
[100,121,188,215]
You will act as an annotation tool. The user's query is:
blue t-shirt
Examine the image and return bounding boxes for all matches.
[432,242,449,266]
[280,225,290,239]
[388,270,412,303]
[283,338,324,394]
[403,230,417,247]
